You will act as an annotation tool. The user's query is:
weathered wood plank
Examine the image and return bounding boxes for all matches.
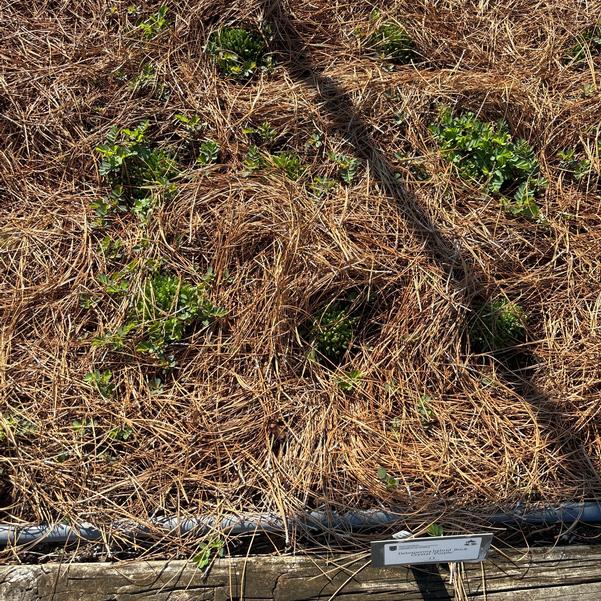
[0,546,600,600]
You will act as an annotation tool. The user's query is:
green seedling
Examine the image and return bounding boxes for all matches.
[108,425,133,442]
[0,415,36,442]
[243,144,266,172]
[174,113,205,137]
[328,152,361,184]
[308,176,337,198]
[133,272,226,358]
[427,523,444,537]
[558,149,592,182]
[95,121,177,218]
[365,21,416,64]
[206,27,272,80]
[197,139,220,165]
[377,467,399,491]
[138,5,169,39]
[430,109,545,218]
[271,151,307,180]
[83,369,114,398]
[337,369,363,393]
[417,394,436,426]
[471,296,526,353]
[564,21,601,65]
[193,538,225,570]
[243,121,278,145]
[71,418,97,436]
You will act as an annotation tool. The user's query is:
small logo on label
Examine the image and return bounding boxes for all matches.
[464,540,477,546]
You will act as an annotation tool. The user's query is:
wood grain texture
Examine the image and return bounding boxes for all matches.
[1,546,600,600]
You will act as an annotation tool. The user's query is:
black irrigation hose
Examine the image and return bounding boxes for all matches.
[1,502,600,547]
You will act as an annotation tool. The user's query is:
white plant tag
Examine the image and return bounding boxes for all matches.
[371,533,493,567]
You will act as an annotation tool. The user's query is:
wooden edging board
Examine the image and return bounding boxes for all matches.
[1,545,600,600]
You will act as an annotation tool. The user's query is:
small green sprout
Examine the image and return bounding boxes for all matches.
[83,369,114,398]
[138,5,169,39]
[328,152,361,184]
[427,523,444,537]
[377,467,399,491]
[243,144,266,172]
[417,394,436,426]
[175,113,205,137]
[309,176,337,198]
[271,151,307,180]
[108,425,133,442]
[337,369,363,393]
[243,121,278,145]
[193,538,225,570]
[311,304,357,363]
[430,109,545,219]
[564,21,601,65]
[558,149,592,183]
[197,139,220,165]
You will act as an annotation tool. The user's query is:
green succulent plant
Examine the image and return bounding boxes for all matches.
[206,27,271,80]
[311,304,357,362]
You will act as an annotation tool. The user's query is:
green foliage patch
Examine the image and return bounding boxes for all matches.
[430,109,545,219]
[311,304,358,363]
[206,27,271,80]
[95,121,177,222]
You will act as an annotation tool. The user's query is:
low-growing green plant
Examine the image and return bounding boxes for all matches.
[377,467,399,491]
[95,121,177,218]
[309,175,337,198]
[365,21,416,64]
[558,149,592,182]
[197,139,220,165]
[107,425,133,441]
[206,27,271,80]
[193,538,225,571]
[471,296,526,353]
[417,394,436,426]
[133,272,226,358]
[100,236,123,260]
[430,109,545,218]
[243,144,266,172]
[311,304,357,363]
[71,418,97,436]
[427,523,444,537]
[564,21,601,65]
[328,152,361,184]
[83,369,114,398]
[0,415,36,442]
[243,121,278,145]
[174,113,205,137]
[337,369,363,393]
[271,151,307,180]
[138,5,169,39]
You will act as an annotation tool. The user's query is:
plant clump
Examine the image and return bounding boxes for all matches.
[206,27,271,80]
[430,109,546,219]
[133,272,226,358]
[310,304,358,363]
[470,296,526,353]
[94,121,177,222]
[365,21,416,64]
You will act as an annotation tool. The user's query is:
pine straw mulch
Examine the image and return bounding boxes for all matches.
[0,0,600,557]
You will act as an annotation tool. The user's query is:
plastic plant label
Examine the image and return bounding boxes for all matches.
[371,533,493,567]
